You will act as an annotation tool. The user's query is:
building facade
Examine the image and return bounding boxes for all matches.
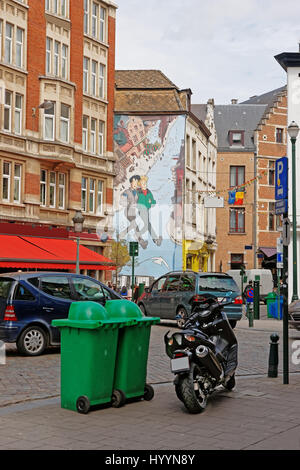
[113,70,216,284]
[0,0,117,279]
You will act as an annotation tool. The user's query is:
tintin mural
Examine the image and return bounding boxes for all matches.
[113,114,185,278]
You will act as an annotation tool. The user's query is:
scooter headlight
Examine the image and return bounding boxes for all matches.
[184,335,196,342]
[174,334,183,345]
[168,338,174,346]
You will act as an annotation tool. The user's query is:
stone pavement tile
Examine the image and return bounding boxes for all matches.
[3,440,42,450]
[243,425,300,450]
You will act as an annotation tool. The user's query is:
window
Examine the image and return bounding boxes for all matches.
[84,0,89,34]
[82,116,88,151]
[100,6,106,42]
[83,57,89,93]
[151,276,167,292]
[89,178,95,213]
[40,170,47,206]
[179,274,196,292]
[164,275,181,292]
[61,44,68,79]
[276,128,284,144]
[4,91,12,132]
[186,134,190,167]
[14,284,35,301]
[60,103,69,143]
[97,180,103,214]
[0,21,2,59]
[5,23,13,64]
[2,162,11,201]
[58,173,65,209]
[54,41,60,76]
[0,278,14,298]
[14,94,22,135]
[14,164,21,203]
[230,166,245,189]
[72,277,104,301]
[91,60,97,96]
[268,160,275,186]
[46,0,68,17]
[49,171,56,207]
[91,118,96,153]
[61,0,67,16]
[40,276,71,299]
[269,202,281,231]
[230,254,244,270]
[229,130,244,146]
[46,37,52,74]
[53,0,58,13]
[92,2,98,38]
[229,208,245,233]
[81,177,87,211]
[45,0,51,11]
[98,120,104,154]
[16,28,23,68]
[192,139,196,170]
[99,63,105,98]
[44,102,55,141]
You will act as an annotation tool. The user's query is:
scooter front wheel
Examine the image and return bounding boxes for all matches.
[178,363,207,414]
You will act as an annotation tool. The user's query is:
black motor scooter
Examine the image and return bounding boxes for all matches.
[164,296,238,414]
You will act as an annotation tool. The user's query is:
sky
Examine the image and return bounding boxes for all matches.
[115,0,300,105]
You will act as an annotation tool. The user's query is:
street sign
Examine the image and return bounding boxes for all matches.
[245,245,252,250]
[282,217,291,246]
[204,196,224,208]
[246,288,254,303]
[277,252,283,269]
[275,199,288,215]
[275,157,288,200]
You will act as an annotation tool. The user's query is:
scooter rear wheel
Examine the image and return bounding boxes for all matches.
[178,363,207,414]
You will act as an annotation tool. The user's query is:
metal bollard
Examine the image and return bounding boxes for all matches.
[268,333,280,378]
[246,302,254,327]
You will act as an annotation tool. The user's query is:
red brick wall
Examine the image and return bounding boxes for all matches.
[26,1,46,132]
[70,182,82,203]
[70,0,84,144]
[107,14,116,153]
[25,173,40,196]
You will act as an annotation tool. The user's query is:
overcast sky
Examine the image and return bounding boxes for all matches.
[115,0,300,105]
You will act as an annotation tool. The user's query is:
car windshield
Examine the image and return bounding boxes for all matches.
[198,276,238,292]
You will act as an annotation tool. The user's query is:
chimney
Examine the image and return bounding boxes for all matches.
[231,99,238,105]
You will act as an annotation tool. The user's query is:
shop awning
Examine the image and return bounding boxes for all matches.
[259,247,277,259]
[0,235,116,271]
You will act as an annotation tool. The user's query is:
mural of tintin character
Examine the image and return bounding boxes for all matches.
[120,175,148,249]
[137,175,162,246]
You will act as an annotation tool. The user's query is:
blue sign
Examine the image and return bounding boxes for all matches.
[275,198,288,215]
[246,288,254,303]
[275,157,288,200]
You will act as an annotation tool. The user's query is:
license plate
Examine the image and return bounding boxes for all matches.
[171,356,190,373]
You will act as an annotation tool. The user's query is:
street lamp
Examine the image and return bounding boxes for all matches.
[288,121,300,301]
[72,210,85,274]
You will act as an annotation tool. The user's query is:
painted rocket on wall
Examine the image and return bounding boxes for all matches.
[112,114,186,278]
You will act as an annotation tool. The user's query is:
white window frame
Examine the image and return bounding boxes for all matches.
[84,0,89,34]
[92,2,98,38]
[98,120,104,155]
[2,162,11,202]
[0,21,3,60]
[53,0,58,14]
[5,23,13,64]
[58,173,65,209]
[91,60,97,96]
[46,37,52,74]
[44,102,55,141]
[13,163,21,203]
[89,178,95,213]
[4,90,12,132]
[100,6,106,42]
[40,170,47,206]
[14,94,22,135]
[83,57,89,93]
[54,41,60,76]
[45,0,51,11]
[16,27,23,68]
[82,116,88,151]
[61,44,68,79]
[90,118,96,154]
[81,176,87,211]
[49,171,56,208]
[97,180,103,214]
[61,0,67,16]
[60,103,70,143]
[99,63,105,99]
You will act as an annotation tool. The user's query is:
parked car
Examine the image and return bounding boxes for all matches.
[0,272,121,356]
[288,300,300,330]
[138,270,243,328]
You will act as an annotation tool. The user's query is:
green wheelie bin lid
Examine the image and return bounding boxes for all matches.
[105,299,160,326]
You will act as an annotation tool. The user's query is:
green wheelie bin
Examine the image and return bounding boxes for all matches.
[265,292,277,318]
[105,299,160,404]
[52,301,133,414]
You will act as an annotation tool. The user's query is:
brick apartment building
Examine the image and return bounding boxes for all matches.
[214,87,287,280]
[0,0,117,279]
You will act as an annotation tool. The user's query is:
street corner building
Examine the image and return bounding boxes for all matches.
[113,70,218,282]
[0,0,118,281]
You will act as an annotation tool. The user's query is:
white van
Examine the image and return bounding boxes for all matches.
[226,269,274,303]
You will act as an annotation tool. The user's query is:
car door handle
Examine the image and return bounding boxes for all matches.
[43,307,54,311]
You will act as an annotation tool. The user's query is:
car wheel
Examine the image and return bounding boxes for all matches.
[139,303,147,316]
[176,307,187,328]
[17,326,48,356]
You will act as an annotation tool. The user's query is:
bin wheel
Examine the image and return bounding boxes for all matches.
[76,396,90,414]
[111,389,126,408]
[144,384,154,401]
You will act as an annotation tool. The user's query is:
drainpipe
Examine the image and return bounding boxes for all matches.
[253,150,257,268]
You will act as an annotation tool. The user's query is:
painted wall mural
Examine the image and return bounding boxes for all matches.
[112,114,186,278]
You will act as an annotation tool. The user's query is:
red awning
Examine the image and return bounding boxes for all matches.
[0,235,116,271]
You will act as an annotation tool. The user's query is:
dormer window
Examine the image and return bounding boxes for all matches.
[229,130,244,146]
